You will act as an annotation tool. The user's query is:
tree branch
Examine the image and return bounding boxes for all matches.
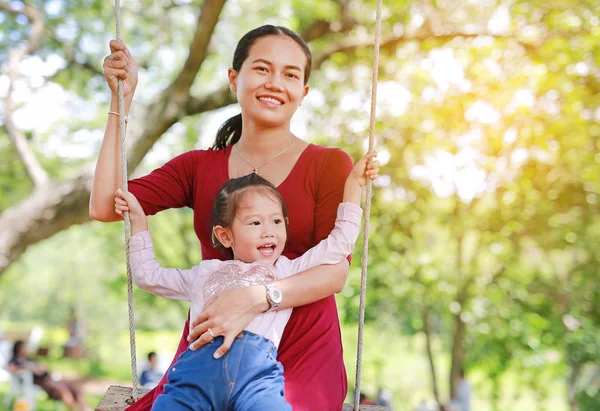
[300,0,356,42]
[122,0,229,169]
[185,85,237,116]
[2,2,49,186]
[312,26,539,69]
[47,35,103,77]
[171,0,228,94]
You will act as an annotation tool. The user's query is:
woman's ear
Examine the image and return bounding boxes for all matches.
[228,68,238,93]
[213,225,233,248]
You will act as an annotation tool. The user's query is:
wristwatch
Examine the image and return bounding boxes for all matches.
[264,283,283,312]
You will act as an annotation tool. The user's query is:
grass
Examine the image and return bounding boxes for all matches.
[1,322,570,411]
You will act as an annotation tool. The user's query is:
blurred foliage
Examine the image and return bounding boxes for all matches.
[1,0,599,409]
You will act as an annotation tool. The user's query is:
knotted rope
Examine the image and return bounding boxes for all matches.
[353,0,383,409]
[114,0,139,402]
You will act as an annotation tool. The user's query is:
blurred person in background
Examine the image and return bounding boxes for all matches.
[139,351,163,389]
[8,340,90,410]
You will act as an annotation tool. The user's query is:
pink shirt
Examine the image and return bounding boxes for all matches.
[129,202,362,348]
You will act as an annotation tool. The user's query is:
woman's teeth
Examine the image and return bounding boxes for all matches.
[258,97,282,105]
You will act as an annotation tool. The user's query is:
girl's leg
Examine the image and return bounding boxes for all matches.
[227,332,291,411]
[151,340,229,411]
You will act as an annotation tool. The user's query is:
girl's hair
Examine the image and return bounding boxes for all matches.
[212,173,289,260]
[12,340,25,358]
[213,25,312,150]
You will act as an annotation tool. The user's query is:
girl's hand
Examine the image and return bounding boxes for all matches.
[104,40,138,98]
[187,285,267,359]
[114,189,148,233]
[350,152,380,187]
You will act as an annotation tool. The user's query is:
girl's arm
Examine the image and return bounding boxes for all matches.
[117,188,207,300]
[283,152,377,273]
[283,204,361,275]
[129,231,197,301]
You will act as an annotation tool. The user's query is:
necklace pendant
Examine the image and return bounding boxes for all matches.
[253,168,259,174]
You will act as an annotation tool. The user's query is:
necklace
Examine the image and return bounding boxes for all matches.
[235,135,296,175]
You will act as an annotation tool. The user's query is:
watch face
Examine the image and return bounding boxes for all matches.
[270,287,283,304]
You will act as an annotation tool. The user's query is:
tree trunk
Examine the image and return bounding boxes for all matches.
[449,304,465,400]
[423,307,442,409]
[450,200,466,400]
[0,174,93,275]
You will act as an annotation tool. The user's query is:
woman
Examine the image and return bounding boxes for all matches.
[91,25,371,410]
[8,340,88,410]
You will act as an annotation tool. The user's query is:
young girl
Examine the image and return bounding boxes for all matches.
[114,153,377,410]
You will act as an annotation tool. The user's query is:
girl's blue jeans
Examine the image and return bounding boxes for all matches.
[151,331,291,411]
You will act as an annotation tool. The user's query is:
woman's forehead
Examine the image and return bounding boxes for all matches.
[246,36,307,69]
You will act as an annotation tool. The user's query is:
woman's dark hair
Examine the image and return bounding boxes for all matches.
[12,340,25,358]
[211,173,289,260]
[213,25,312,150]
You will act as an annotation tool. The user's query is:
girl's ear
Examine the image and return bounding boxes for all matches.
[213,225,233,248]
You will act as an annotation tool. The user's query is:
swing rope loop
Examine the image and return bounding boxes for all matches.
[353,0,383,409]
[115,0,139,402]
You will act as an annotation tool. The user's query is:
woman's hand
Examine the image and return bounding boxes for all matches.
[104,40,138,98]
[188,285,269,359]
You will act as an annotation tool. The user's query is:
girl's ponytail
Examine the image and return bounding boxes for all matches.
[212,113,242,150]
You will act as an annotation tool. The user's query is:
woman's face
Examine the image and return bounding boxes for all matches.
[229,35,309,128]
[17,343,27,357]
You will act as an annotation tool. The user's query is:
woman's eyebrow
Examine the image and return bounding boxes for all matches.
[252,58,302,72]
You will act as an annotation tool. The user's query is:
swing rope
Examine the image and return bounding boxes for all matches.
[113,0,383,407]
[115,0,139,402]
[353,0,383,409]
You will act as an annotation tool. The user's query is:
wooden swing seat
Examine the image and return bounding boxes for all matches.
[95,385,388,410]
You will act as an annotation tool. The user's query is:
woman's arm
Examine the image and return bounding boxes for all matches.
[7,361,22,374]
[187,259,350,357]
[188,148,355,357]
[89,41,137,222]
[273,258,350,306]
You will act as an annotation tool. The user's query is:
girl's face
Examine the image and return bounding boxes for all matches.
[228,35,309,129]
[214,191,287,264]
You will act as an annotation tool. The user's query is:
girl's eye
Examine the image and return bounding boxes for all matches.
[250,221,260,226]
[273,219,282,224]
[286,73,299,79]
[255,66,268,72]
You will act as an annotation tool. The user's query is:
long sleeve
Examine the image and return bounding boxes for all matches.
[128,231,212,301]
[278,202,362,276]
